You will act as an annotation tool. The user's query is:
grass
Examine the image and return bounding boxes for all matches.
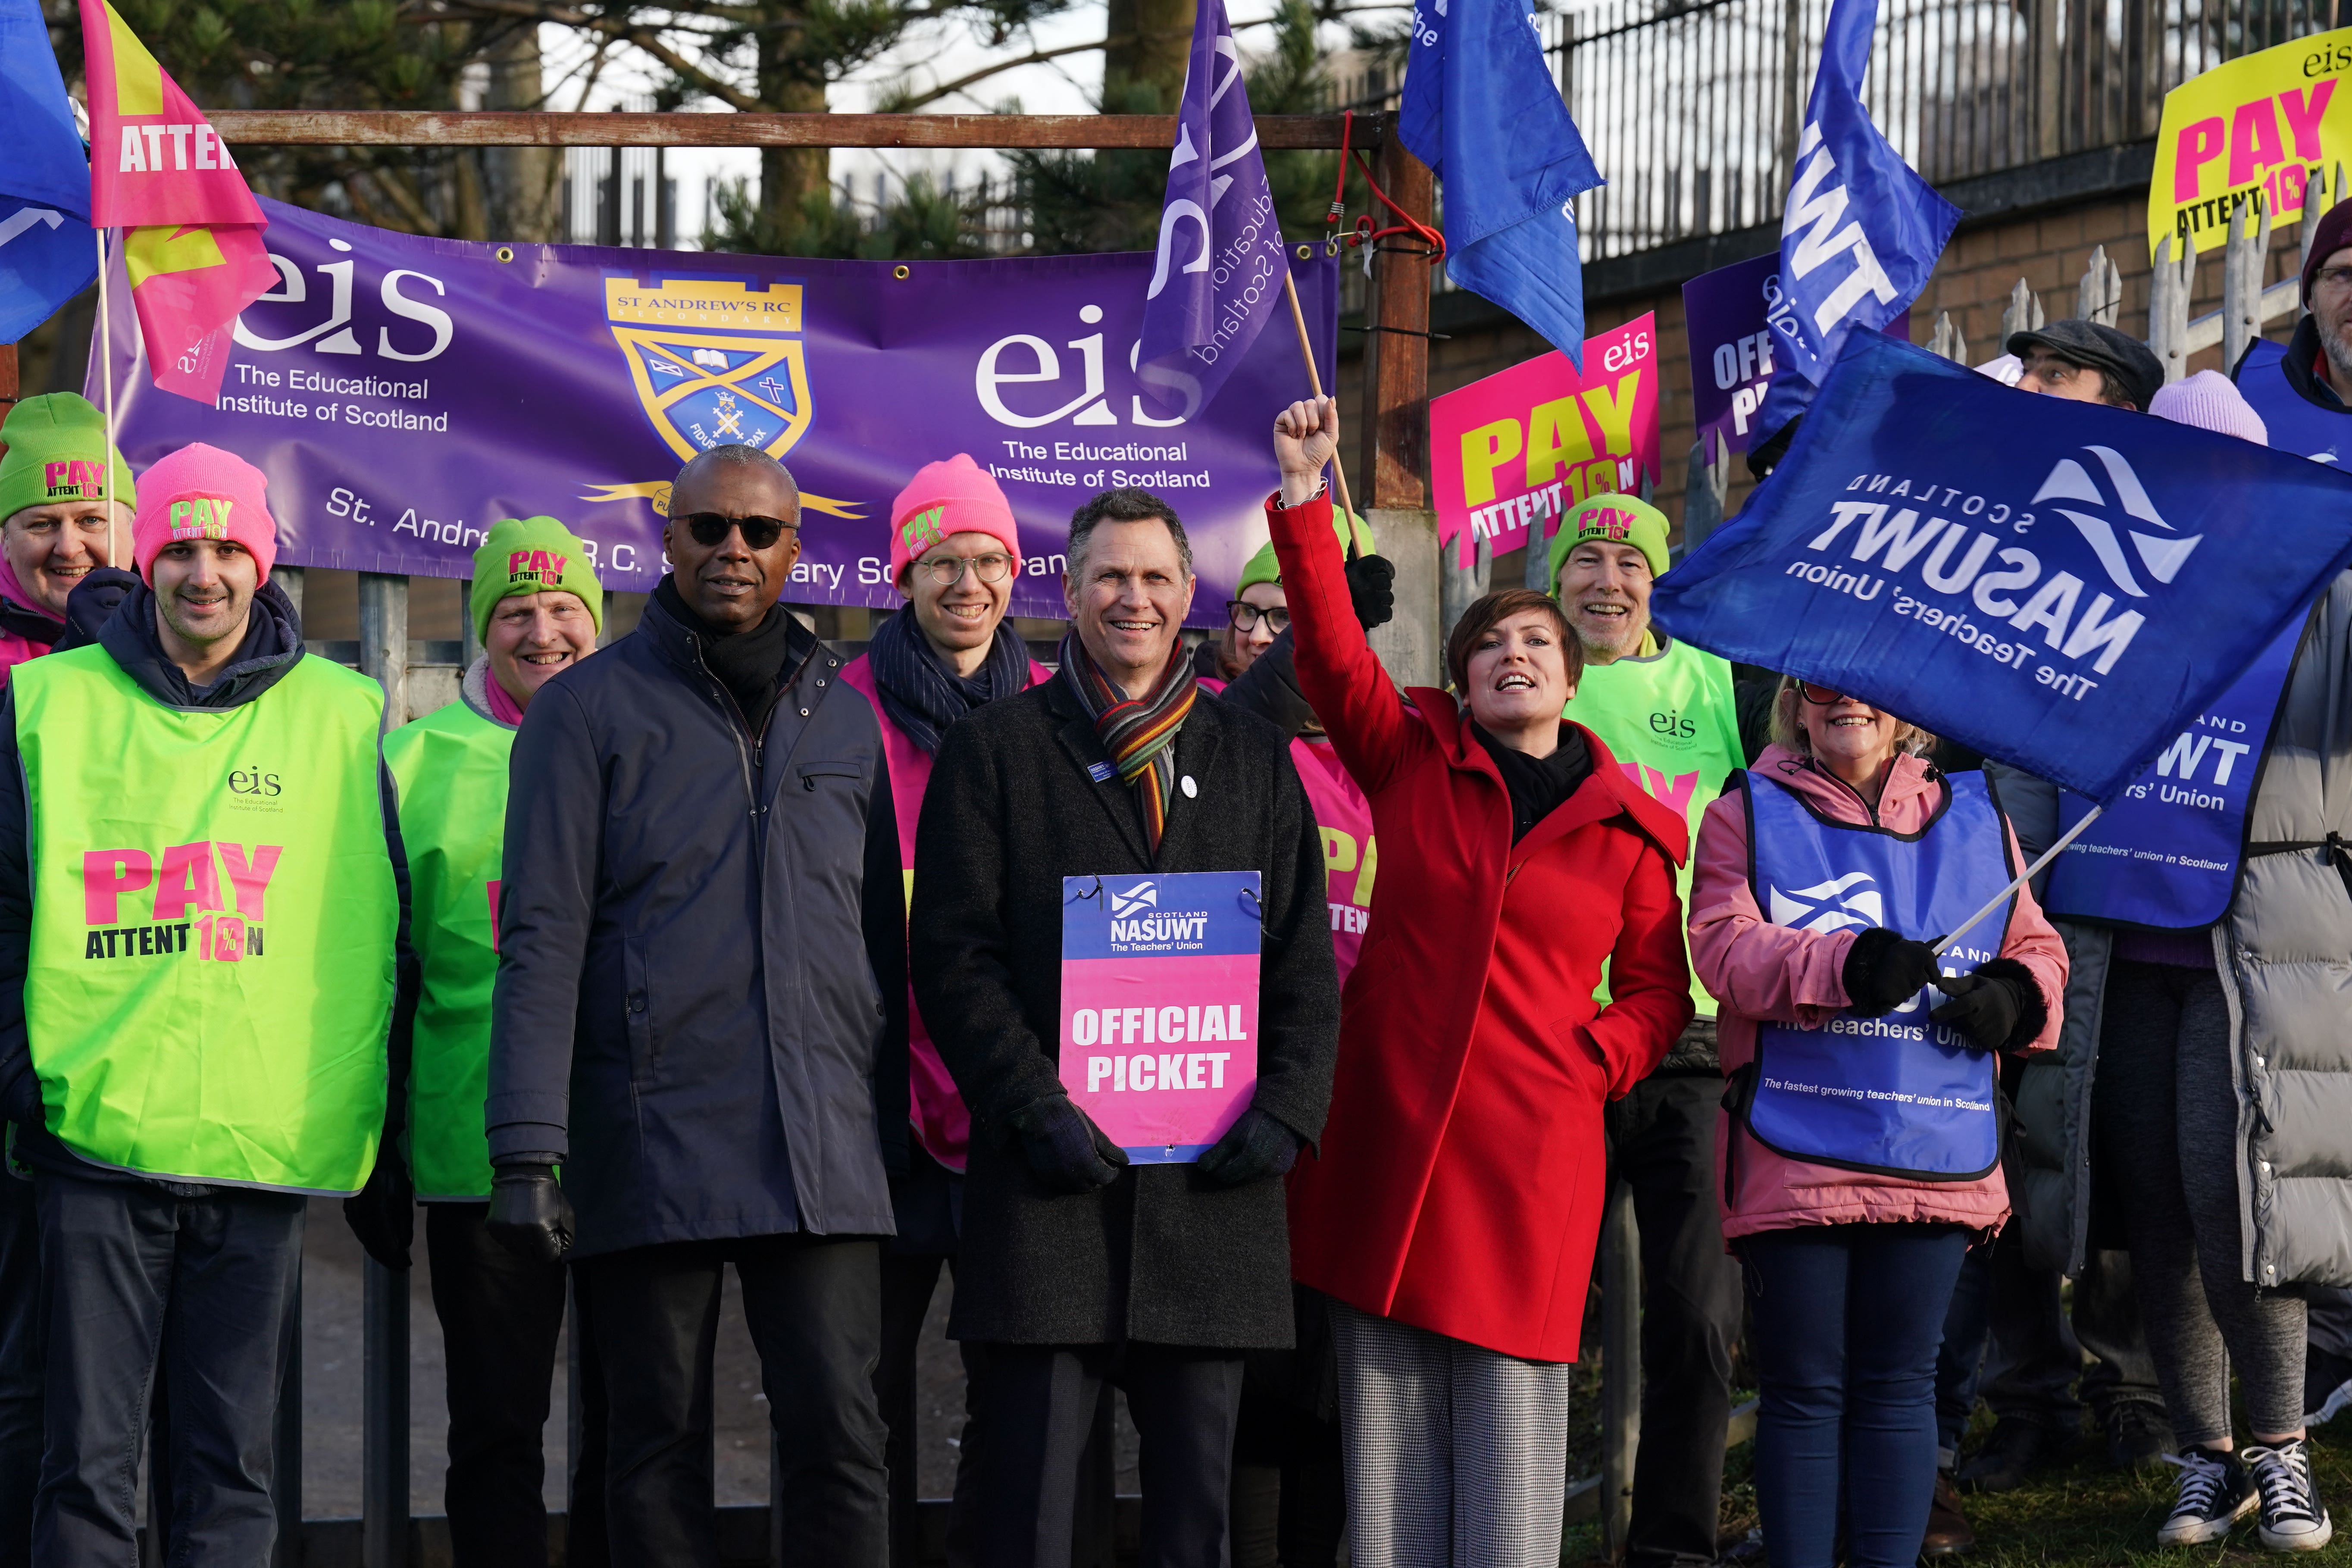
[1558,1405,2352,1565]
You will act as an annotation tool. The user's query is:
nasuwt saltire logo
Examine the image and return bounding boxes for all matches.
[1648,331,2352,802]
[604,277,813,464]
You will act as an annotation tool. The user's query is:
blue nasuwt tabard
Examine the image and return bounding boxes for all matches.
[1742,768,2014,1180]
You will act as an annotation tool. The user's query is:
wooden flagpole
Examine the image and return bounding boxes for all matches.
[96,227,117,568]
[1281,270,1358,551]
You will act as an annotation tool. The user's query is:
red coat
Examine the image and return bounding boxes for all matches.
[1270,493,1694,1362]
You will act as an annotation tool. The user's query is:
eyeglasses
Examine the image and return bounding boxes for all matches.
[1798,682,1861,705]
[674,511,798,550]
[2316,266,2352,294]
[920,552,1014,587]
[1227,601,1290,634]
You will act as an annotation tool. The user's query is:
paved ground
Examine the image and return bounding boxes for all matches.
[296,1202,1134,1520]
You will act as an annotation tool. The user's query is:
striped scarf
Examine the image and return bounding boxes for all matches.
[1058,630,1197,854]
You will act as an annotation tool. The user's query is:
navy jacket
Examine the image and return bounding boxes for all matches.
[488,593,905,1257]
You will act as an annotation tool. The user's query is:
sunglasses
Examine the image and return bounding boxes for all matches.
[1798,682,1864,706]
[674,511,798,550]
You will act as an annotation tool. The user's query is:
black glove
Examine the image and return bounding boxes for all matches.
[1840,927,1937,1017]
[1004,1095,1128,1194]
[54,567,140,656]
[343,1151,414,1271]
[1344,553,1396,631]
[0,1062,39,1131]
[486,1163,575,1262]
[1930,964,2039,1053]
[1195,1105,1303,1186]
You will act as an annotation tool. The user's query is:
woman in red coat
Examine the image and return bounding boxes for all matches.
[1269,399,1693,1567]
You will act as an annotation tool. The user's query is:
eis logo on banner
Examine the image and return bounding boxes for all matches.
[1800,443,2199,702]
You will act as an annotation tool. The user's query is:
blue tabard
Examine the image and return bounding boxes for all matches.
[2235,339,2352,466]
[2043,611,2305,929]
[1743,769,2015,1180]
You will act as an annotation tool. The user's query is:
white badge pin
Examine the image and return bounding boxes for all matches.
[1180,775,1198,799]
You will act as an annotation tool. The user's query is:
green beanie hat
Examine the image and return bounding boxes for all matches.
[0,394,134,523]
[1548,492,1671,593]
[1237,510,1376,595]
[471,516,604,645]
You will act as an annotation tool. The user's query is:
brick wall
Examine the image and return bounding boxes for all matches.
[1339,181,2311,576]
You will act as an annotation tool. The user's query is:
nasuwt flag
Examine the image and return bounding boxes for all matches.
[0,0,97,343]
[78,0,275,403]
[1399,0,1602,370]
[1772,0,1956,388]
[1135,0,1289,421]
[1648,331,2352,802]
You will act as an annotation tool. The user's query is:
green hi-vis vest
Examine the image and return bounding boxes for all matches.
[15,648,397,1194]
[382,696,511,1200]
[1564,635,1742,1018]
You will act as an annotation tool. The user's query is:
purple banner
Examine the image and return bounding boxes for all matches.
[1682,253,1907,461]
[90,198,1339,624]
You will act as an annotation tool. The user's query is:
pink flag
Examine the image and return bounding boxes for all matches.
[79,0,275,403]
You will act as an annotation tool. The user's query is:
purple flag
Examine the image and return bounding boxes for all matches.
[1135,0,1290,421]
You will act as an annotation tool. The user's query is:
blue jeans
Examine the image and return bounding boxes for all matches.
[1743,1223,1970,1568]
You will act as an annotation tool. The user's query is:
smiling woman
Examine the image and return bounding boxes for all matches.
[1265,396,1694,1567]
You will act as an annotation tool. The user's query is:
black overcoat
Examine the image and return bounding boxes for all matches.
[910,674,1339,1349]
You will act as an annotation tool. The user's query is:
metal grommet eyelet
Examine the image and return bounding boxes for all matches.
[799,707,810,717]
[893,265,910,280]
[494,245,515,263]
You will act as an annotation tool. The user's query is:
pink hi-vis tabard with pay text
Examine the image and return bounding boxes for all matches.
[1058,870,1261,1163]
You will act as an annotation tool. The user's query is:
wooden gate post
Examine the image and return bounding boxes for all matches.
[1359,128,1442,688]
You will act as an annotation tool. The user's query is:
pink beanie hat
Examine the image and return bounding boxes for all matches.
[889,454,1020,586]
[132,443,278,585]
[2150,369,2269,445]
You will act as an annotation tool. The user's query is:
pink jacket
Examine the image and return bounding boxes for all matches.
[1691,745,2068,1240]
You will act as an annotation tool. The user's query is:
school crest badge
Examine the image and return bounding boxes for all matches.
[604,276,813,463]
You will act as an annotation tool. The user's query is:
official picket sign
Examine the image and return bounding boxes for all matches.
[1649,331,2352,802]
[1682,252,1908,460]
[1059,870,1260,1163]
[90,198,1339,623]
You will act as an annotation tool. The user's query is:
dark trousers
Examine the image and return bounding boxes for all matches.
[31,1169,303,1567]
[0,1173,39,1568]
[964,1343,1244,1568]
[879,1250,988,1568]
[1744,1223,1969,1568]
[1934,1232,2158,1457]
[575,1232,888,1568]
[425,1202,569,1566]
[1607,1073,1745,1568]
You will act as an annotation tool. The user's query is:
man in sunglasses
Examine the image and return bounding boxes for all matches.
[836,454,1055,1568]
[487,443,903,1566]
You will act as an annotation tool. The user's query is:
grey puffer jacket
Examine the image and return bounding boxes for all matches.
[2001,569,2352,1285]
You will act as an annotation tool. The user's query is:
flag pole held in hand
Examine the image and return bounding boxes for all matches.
[1281,270,1358,555]
[1930,805,2104,958]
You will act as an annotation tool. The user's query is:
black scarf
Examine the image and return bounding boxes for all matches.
[1473,723,1593,843]
[655,575,798,724]
[866,605,1029,756]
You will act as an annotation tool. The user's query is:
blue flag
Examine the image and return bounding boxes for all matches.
[1771,0,1957,387]
[1400,0,1602,371]
[1650,332,2352,802]
[0,0,97,344]
[1135,0,1289,421]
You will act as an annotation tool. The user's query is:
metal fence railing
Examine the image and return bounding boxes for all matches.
[1340,0,2347,265]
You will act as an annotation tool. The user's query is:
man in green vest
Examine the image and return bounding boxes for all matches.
[1550,492,1746,1568]
[0,441,410,1567]
[382,517,600,1567]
